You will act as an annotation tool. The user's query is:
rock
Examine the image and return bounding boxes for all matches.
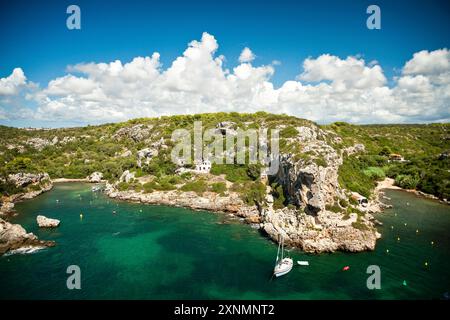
[25,138,52,151]
[137,148,158,167]
[119,150,132,157]
[36,215,60,228]
[216,121,237,136]
[112,124,152,142]
[0,201,15,216]
[88,172,103,183]
[60,136,76,144]
[8,172,51,188]
[119,170,135,183]
[262,208,377,253]
[274,135,342,214]
[0,218,55,255]
[344,143,365,156]
[296,126,317,141]
[105,183,259,217]
[245,214,261,224]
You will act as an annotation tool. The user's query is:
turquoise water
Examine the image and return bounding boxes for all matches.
[0,183,449,299]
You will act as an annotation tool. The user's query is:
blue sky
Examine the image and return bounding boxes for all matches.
[0,0,449,127]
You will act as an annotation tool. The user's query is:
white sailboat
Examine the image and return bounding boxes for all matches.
[273,234,293,277]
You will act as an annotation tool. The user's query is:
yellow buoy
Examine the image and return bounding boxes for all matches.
[431,241,434,245]
[404,223,407,226]
[416,229,419,233]
[391,226,394,229]
[80,213,83,219]
[425,262,428,267]
[386,249,390,253]
[397,237,400,241]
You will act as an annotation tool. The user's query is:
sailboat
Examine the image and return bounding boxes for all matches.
[273,234,293,277]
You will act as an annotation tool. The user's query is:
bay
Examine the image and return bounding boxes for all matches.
[0,183,449,299]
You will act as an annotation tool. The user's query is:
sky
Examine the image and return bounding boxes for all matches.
[0,0,449,127]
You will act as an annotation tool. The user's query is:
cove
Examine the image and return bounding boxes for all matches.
[0,182,449,300]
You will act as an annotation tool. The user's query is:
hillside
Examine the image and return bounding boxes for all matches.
[0,112,449,253]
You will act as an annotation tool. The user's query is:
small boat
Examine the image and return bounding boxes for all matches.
[273,235,293,278]
[297,261,309,266]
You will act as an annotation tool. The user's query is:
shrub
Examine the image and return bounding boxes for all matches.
[314,157,327,167]
[181,180,208,195]
[211,182,227,195]
[363,167,386,180]
[395,174,420,189]
[280,126,298,139]
[325,203,342,213]
[117,182,130,191]
[338,198,348,208]
[271,183,286,209]
[241,181,266,206]
[143,182,154,193]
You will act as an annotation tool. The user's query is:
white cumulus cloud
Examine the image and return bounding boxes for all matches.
[238,47,256,63]
[0,68,27,95]
[0,33,449,125]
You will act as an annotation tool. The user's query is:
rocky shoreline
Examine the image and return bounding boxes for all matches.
[0,173,55,255]
[105,181,383,253]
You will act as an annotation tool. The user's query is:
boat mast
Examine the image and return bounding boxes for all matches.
[281,235,284,260]
[275,234,281,264]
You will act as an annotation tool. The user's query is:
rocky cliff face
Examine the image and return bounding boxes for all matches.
[261,125,378,252]
[1,172,53,217]
[262,208,379,253]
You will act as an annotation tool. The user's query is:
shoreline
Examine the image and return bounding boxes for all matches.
[376,177,449,205]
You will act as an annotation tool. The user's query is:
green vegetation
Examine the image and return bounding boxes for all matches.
[236,181,266,206]
[338,155,375,198]
[181,180,208,195]
[271,182,286,210]
[327,122,449,200]
[211,182,227,195]
[0,113,448,203]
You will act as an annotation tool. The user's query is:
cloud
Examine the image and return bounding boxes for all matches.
[403,49,450,76]
[238,47,255,63]
[0,33,449,125]
[299,54,387,89]
[0,68,27,95]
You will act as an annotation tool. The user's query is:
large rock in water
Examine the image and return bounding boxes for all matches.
[36,215,60,228]
[0,218,55,255]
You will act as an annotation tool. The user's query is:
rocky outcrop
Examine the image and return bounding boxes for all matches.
[0,218,55,255]
[8,172,51,188]
[274,126,344,214]
[1,173,53,217]
[262,208,378,253]
[265,126,378,252]
[112,124,152,142]
[119,170,135,183]
[137,148,158,167]
[25,138,52,151]
[87,172,103,183]
[105,183,259,217]
[36,215,60,228]
[344,143,365,156]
